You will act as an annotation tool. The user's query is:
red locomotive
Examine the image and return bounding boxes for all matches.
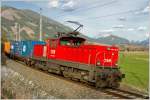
[31,24,124,88]
[6,22,125,88]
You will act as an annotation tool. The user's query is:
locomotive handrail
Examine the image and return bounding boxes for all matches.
[95,51,106,69]
[88,54,91,66]
[95,51,101,66]
[110,53,113,69]
[110,54,112,69]
[103,52,106,69]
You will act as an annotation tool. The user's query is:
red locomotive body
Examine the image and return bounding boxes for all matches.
[33,35,124,88]
[44,36,118,68]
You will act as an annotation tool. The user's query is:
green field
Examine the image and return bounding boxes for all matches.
[119,52,149,91]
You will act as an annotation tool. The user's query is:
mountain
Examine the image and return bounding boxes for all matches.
[130,38,149,47]
[1,6,74,41]
[95,34,130,45]
[138,39,149,46]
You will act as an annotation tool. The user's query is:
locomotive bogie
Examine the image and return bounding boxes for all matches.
[29,57,122,88]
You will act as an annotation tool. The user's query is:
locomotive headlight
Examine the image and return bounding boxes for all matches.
[115,61,118,67]
[107,47,110,50]
[96,61,101,66]
[115,63,118,66]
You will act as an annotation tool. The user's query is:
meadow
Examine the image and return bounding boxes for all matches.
[119,51,149,92]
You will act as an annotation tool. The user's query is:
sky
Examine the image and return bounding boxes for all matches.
[2,0,150,41]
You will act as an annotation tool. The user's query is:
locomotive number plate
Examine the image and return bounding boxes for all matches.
[50,50,56,55]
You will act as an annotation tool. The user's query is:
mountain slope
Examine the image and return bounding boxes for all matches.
[95,34,130,45]
[1,6,73,41]
[140,39,149,46]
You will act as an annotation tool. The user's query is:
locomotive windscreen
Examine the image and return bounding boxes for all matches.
[60,37,85,46]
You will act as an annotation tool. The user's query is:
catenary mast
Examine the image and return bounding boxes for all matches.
[39,8,42,41]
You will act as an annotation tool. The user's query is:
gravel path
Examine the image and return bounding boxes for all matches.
[2,59,113,99]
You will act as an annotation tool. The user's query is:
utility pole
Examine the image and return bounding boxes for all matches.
[18,24,21,41]
[15,23,18,41]
[39,8,42,41]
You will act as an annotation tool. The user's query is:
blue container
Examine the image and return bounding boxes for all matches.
[10,41,22,56]
[20,40,45,57]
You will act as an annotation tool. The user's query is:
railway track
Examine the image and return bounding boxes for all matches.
[11,59,149,99]
[102,88,149,99]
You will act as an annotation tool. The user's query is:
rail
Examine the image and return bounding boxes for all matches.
[103,88,149,99]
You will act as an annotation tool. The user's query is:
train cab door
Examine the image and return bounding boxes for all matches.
[49,39,58,59]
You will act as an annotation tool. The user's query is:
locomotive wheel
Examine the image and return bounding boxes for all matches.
[96,79,107,88]
[113,82,120,88]
[109,81,120,88]
[27,61,31,67]
[72,78,80,81]
[42,67,48,71]
[107,75,120,88]
[25,62,27,65]
[24,60,28,65]
[30,61,35,67]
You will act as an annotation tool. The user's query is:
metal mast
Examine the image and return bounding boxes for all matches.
[39,8,42,41]
[18,24,21,41]
[15,23,18,41]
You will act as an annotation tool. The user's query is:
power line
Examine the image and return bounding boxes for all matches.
[54,0,117,18]
[78,8,143,21]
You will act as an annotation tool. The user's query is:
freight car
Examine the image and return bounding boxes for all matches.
[9,40,45,63]
[10,41,21,59]
[4,41,11,55]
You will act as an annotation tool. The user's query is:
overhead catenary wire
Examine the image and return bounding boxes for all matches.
[62,8,144,33]
[77,8,143,21]
[54,0,118,18]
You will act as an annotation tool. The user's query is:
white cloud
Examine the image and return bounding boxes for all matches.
[127,28,135,31]
[145,33,149,37]
[47,0,77,11]
[135,6,150,14]
[142,6,150,13]
[99,29,115,33]
[48,0,59,8]
[99,33,111,38]
[137,26,147,31]
[113,25,124,29]
[62,0,74,8]
[61,0,77,11]
[134,11,141,15]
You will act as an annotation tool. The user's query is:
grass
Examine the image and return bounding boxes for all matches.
[119,51,149,91]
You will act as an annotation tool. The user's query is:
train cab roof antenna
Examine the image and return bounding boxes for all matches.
[66,21,83,32]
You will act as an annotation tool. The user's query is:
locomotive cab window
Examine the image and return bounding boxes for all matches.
[50,39,58,48]
[60,37,85,47]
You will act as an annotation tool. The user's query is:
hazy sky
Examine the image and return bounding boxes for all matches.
[2,0,150,41]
